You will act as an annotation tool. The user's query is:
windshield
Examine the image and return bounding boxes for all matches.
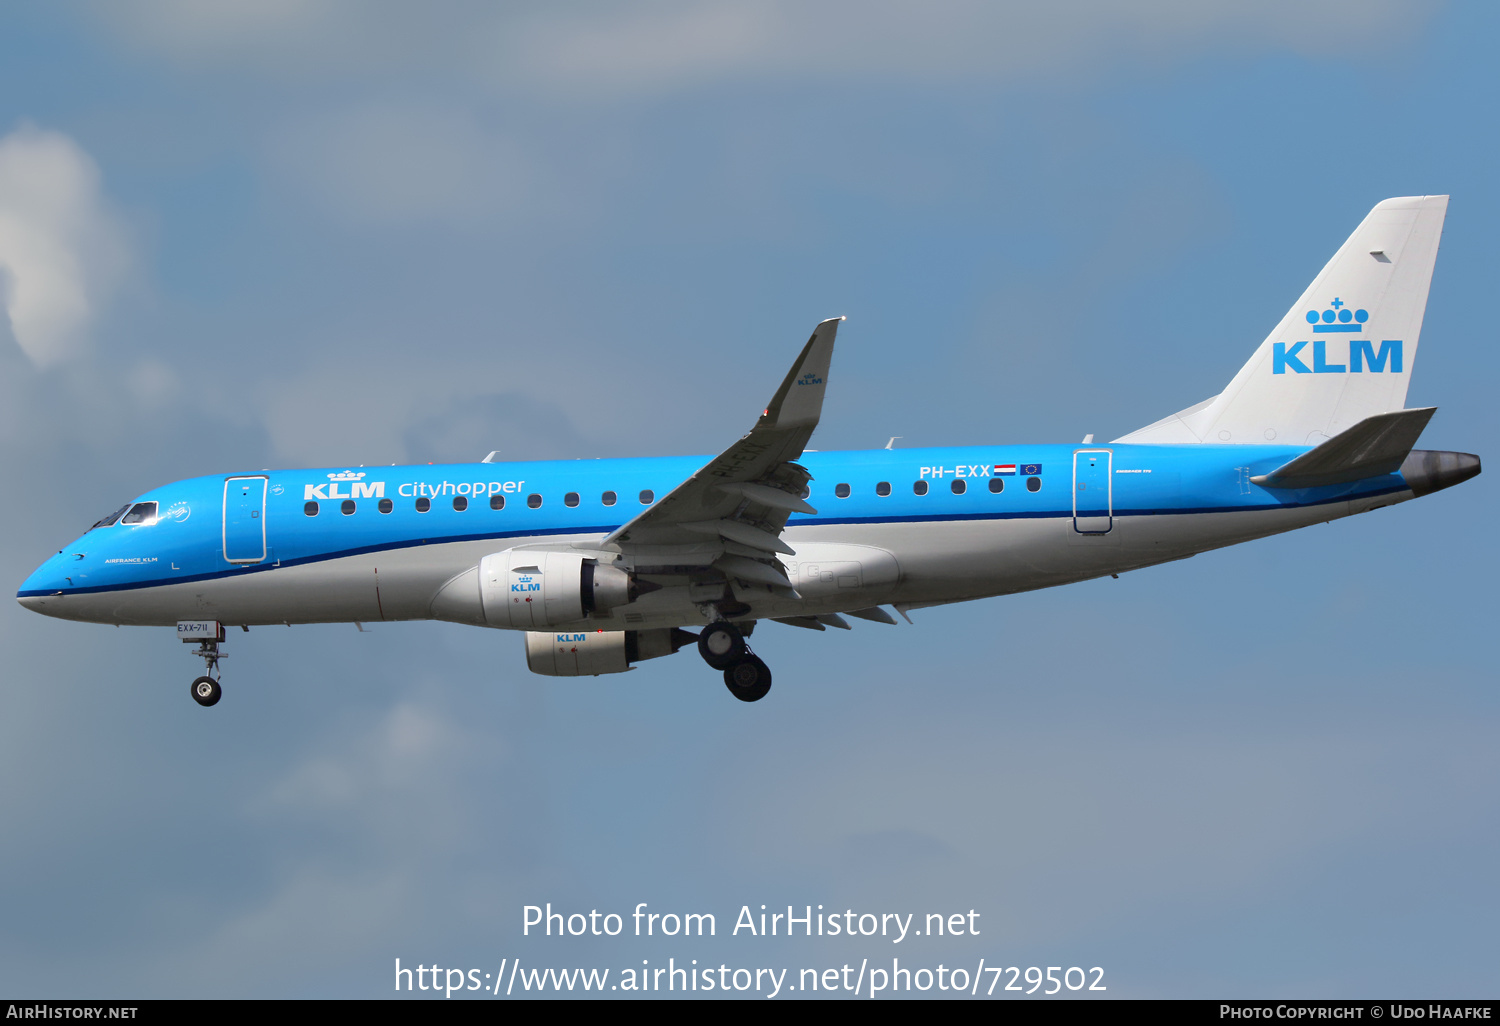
[89,503,133,531]
[120,502,158,526]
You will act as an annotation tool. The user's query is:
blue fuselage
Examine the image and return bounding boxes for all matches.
[18,442,1410,628]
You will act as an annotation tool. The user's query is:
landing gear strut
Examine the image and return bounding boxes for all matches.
[180,621,227,707]
[697,620,772,702]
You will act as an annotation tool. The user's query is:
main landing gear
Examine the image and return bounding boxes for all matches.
[698,620,772,702]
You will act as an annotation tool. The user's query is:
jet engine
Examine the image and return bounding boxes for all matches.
[525,627,698,676]
[431,547,651,629]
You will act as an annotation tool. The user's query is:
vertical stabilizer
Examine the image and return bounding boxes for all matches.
[1116,196,1448,446]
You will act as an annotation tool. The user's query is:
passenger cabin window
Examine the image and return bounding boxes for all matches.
[121,502,158,525]
[913,480,929,496]
[876,481,891,496]
[341,500,356,515]
[1026,477,1041,493]
[490,494,505,510]
[565,492,580,507]
[639,489,654,505]
[304,501,319,517]
[378,498,393,514]
[527,493,543,509]
[989,478,1004,493]
[453,496,468,511]
[835,483,851,498]
[415,497,431,512]
[602,491,617,506]
[951,479,966,495]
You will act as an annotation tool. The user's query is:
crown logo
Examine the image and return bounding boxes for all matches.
[1304,297,1368,333]
[327,470,367,481]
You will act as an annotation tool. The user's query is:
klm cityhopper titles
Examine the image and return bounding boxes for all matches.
[17,196,1480,705]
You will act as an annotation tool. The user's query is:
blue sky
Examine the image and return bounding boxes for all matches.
[0,1,1495,998]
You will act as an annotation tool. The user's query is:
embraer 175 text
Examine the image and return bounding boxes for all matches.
[18,196,1480,705]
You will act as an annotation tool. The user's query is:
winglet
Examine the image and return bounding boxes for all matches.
[757,317,842,432]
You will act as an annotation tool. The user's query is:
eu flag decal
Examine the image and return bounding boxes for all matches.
[1020,464,1043,476]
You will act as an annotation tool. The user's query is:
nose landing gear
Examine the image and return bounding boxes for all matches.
[697,620,772,702]
[191,675,222,707]
[179,621,228,708]
[188,640,226,706]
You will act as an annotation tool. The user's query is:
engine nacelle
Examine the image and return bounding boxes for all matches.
[480,548,637,628]
[525,628,697,676]
[430,548,643,628]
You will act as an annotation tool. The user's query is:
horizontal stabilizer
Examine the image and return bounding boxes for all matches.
[1252,407,1435,489]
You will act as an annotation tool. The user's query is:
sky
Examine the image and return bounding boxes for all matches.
[0,0,1495,1000]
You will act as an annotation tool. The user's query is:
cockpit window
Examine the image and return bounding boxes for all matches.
[91,503,133,530]
[120,502,159,526]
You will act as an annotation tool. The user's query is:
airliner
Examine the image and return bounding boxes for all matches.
[16,196,1480,705]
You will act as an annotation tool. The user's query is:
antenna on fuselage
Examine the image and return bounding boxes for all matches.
[481,451,500,463]
[885,437,901,450]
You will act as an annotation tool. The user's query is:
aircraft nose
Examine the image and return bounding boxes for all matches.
[17,556,71,616]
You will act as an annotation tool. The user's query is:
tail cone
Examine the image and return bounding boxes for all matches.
[1400,450,1481,497]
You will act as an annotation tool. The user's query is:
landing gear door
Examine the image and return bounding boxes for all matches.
[223,476,268,563]
[1072,449,1112,534]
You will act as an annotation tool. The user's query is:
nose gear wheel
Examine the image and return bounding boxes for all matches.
[191,676,222,707]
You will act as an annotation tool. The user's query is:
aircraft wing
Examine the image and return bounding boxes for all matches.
[602,317,842,585]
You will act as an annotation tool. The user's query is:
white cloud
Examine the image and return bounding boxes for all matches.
[0,124,130,368]
[112,1,1434,233]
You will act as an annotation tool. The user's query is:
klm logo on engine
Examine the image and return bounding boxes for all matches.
[303,470,385,501]
[1273,299,1402,375]
[512,574,541,594]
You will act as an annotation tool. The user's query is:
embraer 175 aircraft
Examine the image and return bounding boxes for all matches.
[17,196,1480,706]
